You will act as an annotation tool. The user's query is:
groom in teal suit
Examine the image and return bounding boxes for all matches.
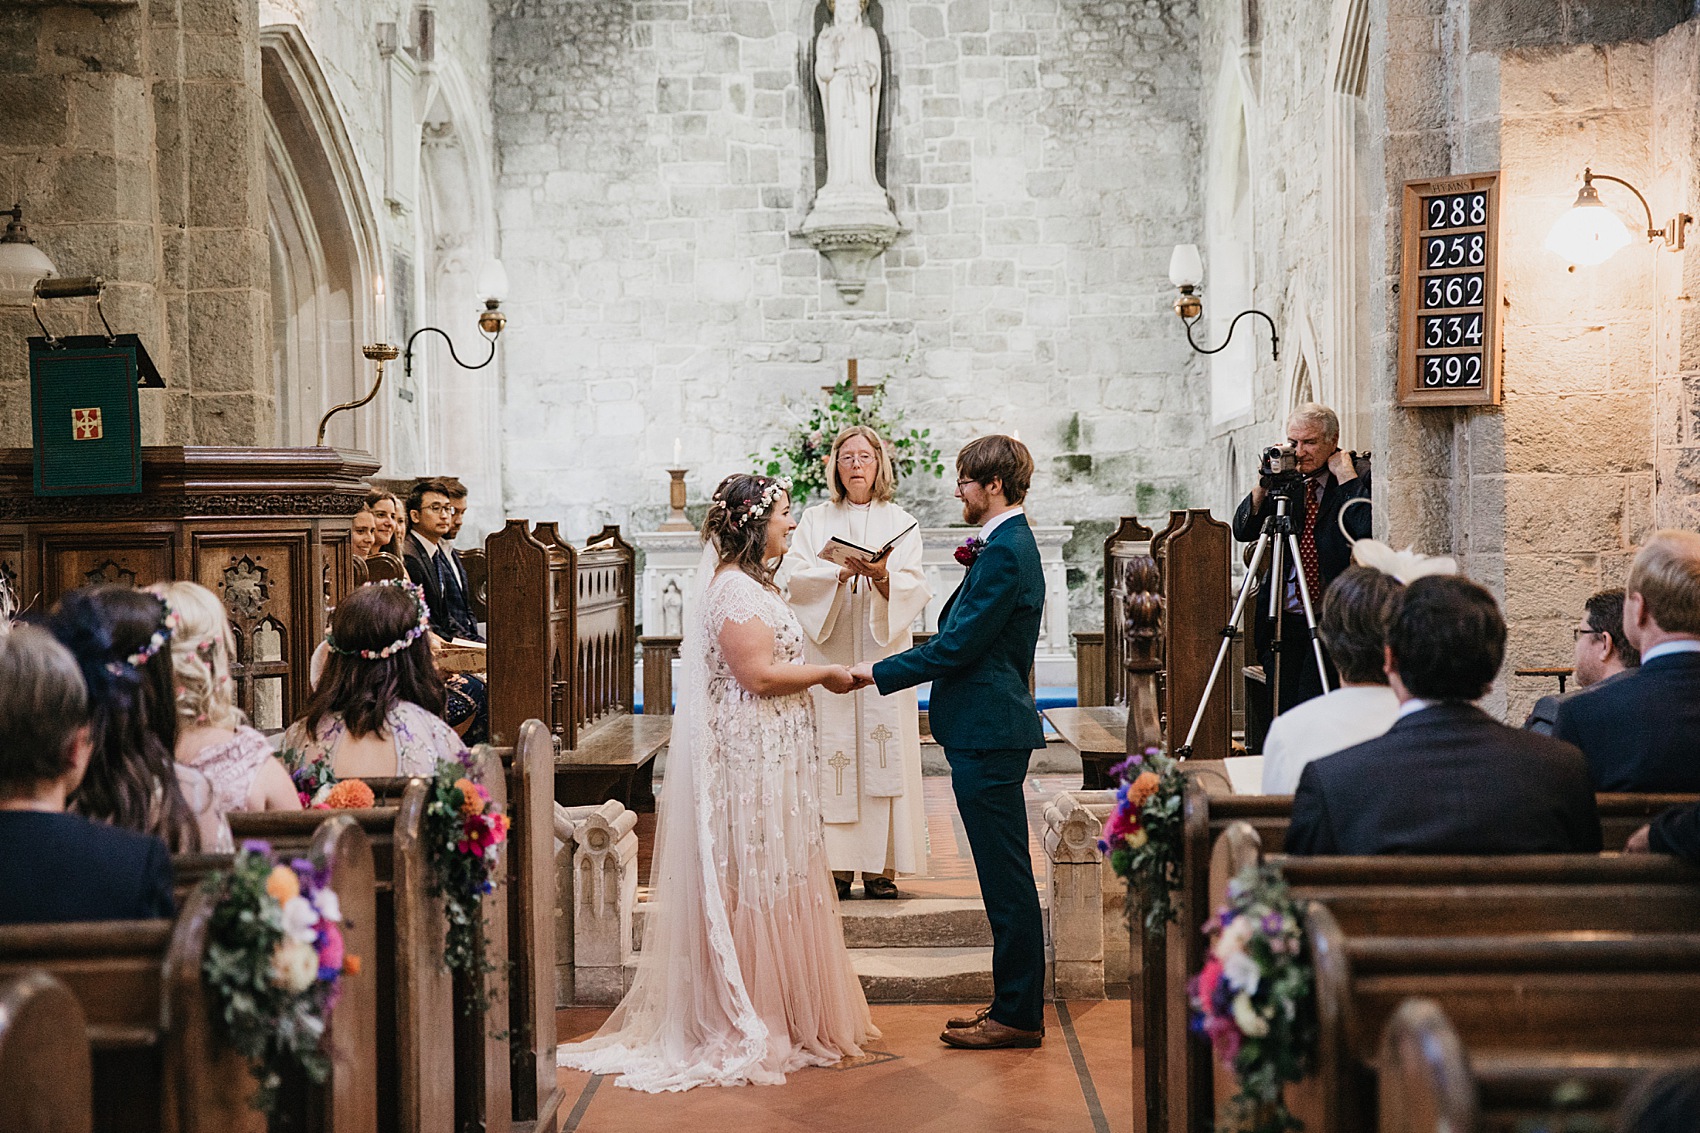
[852,435,1047,1048]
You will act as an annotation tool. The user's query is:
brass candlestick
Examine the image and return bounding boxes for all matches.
[316,342,400,447]
[659,468,693,531]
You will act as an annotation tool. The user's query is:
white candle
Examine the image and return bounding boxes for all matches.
[374,273,387,344]
[673,437,682,466]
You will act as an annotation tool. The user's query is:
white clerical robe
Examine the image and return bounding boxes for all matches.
[782,500,931,877]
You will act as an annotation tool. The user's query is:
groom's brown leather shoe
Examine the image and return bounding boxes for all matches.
[939,1017,1044,1049]
[945,1005,991,1029]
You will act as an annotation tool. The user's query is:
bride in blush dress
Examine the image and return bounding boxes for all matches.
[557,473,879,1091]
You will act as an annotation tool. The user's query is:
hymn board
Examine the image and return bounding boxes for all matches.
[1398,172,1504,407]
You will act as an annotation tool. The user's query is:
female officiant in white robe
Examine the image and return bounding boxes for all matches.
[782,425,930,899]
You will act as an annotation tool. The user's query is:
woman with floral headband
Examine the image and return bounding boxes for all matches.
[560,472,877,1092]
[147,581,301,815]
[44,585,227,852]
[281,579,466,779]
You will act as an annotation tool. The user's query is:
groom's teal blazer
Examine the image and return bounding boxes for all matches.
[872,512,1046,751]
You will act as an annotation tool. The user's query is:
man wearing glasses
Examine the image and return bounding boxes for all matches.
[402,478,483,642]
[1523,589,1638,736]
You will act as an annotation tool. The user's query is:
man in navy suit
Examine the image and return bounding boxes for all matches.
[853,435,1047,1049]
[0,626,174,924]
[1557,530,1700,793]
[403,477,483,642]
[1287,575,1601,856]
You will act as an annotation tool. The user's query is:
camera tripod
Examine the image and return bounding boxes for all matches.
[1175,491,1331,758]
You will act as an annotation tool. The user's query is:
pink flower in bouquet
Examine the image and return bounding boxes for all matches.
[317,920,344,972]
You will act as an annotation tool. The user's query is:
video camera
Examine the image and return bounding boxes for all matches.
[1259,441,1306,501]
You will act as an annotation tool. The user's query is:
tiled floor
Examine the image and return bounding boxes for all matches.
[555,998,1136,1133]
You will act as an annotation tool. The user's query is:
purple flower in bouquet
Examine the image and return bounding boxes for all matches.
[954,537,985,566]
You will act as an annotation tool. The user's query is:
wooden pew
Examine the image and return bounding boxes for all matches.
[1151,780,1700,1133]
[173,812,379,1133]
[0,893,260,1132]
[1300,905,1700,1133]
[501,720,564,1133]
[0,970,93,1133]
[454,748,512,1133]
[486,520,669,810]
[231,783,453,1133]
[1378,996,1699,1133]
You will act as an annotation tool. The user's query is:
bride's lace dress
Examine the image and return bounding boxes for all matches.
[557,567,877,1091]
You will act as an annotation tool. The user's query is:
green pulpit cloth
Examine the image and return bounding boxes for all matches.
[29,335,162,497]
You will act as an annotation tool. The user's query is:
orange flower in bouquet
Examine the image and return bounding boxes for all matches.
[324,779,375,810]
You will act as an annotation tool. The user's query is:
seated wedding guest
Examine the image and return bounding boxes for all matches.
[1287,575,1601,856]
[1613,1063,1700,1133]
[434,476,489,742]
[281,580,467,779]
[442,476,471,544]
[403,478,482,642]
[1524,588,1639,736]
[147,582,300,815]
[0,626,174,924]
[364,488,405,557]
[1556,530,1700,791]
[1260,565,1403,793]
[44,586,228,852]
[306,605,484,742]
[350,507,380,559]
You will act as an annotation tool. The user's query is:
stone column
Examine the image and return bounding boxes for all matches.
[555,799,638,1006]
[1044,789,1113,1000]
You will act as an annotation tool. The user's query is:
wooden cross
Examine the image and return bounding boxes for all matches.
[823,358,883,402]
[828,750,852,795]
[869,723,893,769]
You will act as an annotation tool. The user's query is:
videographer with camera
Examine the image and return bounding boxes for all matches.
[1233,403,1372,735]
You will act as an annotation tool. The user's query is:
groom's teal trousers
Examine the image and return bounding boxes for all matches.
[945,744,1045,1033]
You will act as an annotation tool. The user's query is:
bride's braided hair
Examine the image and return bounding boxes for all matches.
[703,473,790,589]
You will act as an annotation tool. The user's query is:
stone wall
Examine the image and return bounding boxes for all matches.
[492,0,1208,625]
[0,0,270,447]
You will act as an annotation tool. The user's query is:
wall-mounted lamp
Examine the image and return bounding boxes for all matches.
[1545,167,1691,267]
[0,204,58,294]
[1168,243,1280,362]
[402,258,509,378]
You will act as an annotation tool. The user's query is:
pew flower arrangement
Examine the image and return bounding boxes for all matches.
[202,841,354,1116]
[1190,865,1317,1133]
[422,748,510,1013]
[1099,745,1187,932]
[287,757,375,810]
[753,376,944,504]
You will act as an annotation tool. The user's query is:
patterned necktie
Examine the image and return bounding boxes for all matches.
[1298,476,1323,606]
[434,549,469,637]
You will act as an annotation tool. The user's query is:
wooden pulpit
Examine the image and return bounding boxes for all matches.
[0,446,377,729]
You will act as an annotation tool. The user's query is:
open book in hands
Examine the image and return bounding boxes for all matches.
[817,522,918,569]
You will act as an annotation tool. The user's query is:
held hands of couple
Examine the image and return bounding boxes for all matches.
[821,664,876,695]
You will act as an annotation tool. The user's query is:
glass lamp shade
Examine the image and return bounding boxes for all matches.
[0,239,56,294]
[1545,190,1633,266]
[476,259,509,305]
[1169,243,1204,288]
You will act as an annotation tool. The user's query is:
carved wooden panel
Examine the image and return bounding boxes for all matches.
[0,535,24,619]
[42,534,176,603]
[191,533,312,731]
[1102,517,1155,705]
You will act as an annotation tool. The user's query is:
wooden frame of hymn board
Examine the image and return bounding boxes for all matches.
[1397,171,1504,407]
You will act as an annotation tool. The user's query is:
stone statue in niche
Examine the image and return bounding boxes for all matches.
[800,0,898,304]
[816,0,882,200]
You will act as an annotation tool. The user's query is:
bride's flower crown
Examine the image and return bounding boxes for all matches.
[712,476,792,530]
[325,579,433,660]
[107,594,180,676]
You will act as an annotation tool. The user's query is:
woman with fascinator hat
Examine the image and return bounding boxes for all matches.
[280,580,468,780]
[559,473,879,1092]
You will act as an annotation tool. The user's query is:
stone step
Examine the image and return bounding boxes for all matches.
[633,896,995,951]
[849,946,996,1003]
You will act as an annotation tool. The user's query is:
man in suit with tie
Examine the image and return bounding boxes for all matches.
[852,435,1047,1050]
[1286,575,1601,856]
[403,478,483,642]
[1233,403,1373,727]
[1557,530,1700,792]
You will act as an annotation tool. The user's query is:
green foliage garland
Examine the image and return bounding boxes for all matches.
[753,377,944,504]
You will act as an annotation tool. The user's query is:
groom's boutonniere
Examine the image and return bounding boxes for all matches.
[954,537,986,566]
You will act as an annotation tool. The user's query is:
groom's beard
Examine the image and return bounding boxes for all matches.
[961,497,987,526]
